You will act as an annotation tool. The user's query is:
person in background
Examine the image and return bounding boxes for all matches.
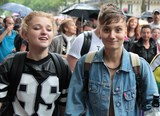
[65,3,158,116]
[67,12,103,72]
[147,17,153,23]
[130,25,157,63]
[82,20,94,31]
[89,13,98,29]
[54,17,63,35]
[14,17,22,26]
[49,19,77,58]
[14,24,29,52]
[0,11,71,116]
[151,27,160,53]
[127,17,140,41]
[0,16,17,62]
[67,26,103,72]
[150,9,160,29]
[75,17,84,35]
[0,16,4,30]
[123,17,140,51]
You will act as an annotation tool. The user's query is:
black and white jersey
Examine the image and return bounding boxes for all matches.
[0,54,70,116]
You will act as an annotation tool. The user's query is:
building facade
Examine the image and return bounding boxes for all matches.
[82,0,160,16]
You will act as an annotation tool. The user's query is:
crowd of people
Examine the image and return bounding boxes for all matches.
[0,2,159,116]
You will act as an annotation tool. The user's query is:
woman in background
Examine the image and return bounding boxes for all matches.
[124,17,141,51]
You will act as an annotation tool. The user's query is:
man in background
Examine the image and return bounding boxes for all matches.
[0,16,17,62]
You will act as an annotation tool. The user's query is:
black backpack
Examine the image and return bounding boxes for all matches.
[0,52,70,116]
[80,31,92,56]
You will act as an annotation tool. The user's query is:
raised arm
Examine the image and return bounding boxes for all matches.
[0,30,8,43]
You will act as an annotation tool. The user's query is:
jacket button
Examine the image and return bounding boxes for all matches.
[116,102,121,107]
[115,87,119,92]
[132,93,135,98]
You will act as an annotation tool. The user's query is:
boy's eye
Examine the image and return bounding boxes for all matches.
[116,28,122,33]
[103,28,110,33]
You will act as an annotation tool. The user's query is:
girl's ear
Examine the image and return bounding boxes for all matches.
[21,31,28,41]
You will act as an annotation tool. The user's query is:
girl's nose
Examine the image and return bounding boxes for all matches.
[41,28,47,35]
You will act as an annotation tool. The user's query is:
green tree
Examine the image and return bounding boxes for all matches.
[0,0,74,14]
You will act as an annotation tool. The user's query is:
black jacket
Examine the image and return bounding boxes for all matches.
[130,38,157,63]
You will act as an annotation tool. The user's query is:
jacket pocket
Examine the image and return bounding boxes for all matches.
[123,88,136,112]
[88,81,99,105]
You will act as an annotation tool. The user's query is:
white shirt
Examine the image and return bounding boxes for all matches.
[150,22,160,29]
[68,30,104,59]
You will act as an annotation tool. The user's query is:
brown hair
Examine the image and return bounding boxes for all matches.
[127,17,140,39]
[98,3,126,27]
[141,25,152,33]
[151,27,160,33]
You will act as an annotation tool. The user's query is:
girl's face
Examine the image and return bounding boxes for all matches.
[100,19,127,50]
[152,29,160,41]
[23,16,54,50]
[129,19,138,29]
[141,28,152,41]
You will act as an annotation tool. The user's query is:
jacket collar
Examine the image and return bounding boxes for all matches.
[136,37,156,48]
[93,47,132,72]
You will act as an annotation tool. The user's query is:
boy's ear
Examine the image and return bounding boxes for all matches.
[124,28,127,36]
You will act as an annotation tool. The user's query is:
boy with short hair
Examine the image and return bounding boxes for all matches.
[65,3,158,116]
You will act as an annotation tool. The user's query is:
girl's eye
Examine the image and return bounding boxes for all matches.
[47,28,52,32]
[33,27,40,30]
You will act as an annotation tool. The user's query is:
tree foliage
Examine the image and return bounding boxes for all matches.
[0,0,73,15]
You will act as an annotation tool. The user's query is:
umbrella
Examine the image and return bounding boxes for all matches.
[0,2,33,17]
[124,13,140,21]
[141,10,152,19]
[61,3,99,20]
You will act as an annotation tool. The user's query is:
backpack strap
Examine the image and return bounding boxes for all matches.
[84,52,96,92]
[50,53,71,116]
[8,52,27,101]
[81,31,92,56]
[150,53,159,65]
[129,52,142,108]
[50,53,67,92]
[129,52,140,75]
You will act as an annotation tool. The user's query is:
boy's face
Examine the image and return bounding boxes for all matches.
[5,17,14,29]
[141,28,152,41]
[99,19,127,50]
[153,11,160,23]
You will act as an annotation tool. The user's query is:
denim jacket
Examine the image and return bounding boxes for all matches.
[65,48,158,116]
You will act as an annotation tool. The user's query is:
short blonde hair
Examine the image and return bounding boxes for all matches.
[20,11,54,36]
